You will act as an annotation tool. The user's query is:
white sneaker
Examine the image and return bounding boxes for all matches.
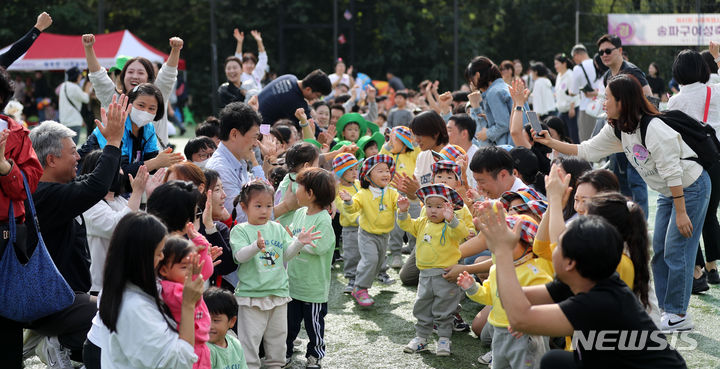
[306,355,322,368]
[403,337,429,353]
[660,312,694,332]
[36,336,73,369]
[436,337,451,356]
[478,350,492,365]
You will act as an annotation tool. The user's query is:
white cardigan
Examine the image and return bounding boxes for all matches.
[577,118,703,197]
[667,82,720,140]
[84,197,131,292]
[530,77,556,116]
[101,283,197,369]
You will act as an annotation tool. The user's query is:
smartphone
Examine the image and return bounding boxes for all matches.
[525,111,543,136]
[259,124,271,135]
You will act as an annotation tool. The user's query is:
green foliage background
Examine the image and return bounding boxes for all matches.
[3,0,720,118]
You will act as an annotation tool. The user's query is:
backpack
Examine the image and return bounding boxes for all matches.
[612,110,720,170]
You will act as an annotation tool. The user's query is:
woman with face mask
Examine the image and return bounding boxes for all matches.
[78,83,184,183]
[82,34,184,148]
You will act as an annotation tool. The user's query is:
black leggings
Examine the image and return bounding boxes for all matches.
[697,163,720,267]
[540,349,578,369]
[82,340,101,369]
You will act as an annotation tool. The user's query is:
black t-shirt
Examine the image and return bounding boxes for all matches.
[546,274,686,369]
[647,76,666,96]
[602,61,649,88]
[257,74,310,126]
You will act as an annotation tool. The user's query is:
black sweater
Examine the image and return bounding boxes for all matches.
[31,145,120,292]
[0,27,41,68]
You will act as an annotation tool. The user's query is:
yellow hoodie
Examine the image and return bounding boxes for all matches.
[343,187,399,234]
[397,213,469,270]
[335,180,361,227]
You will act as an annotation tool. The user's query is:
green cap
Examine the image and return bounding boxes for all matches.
[336,113,372,141]
[356,132,386,159]
[332,140,362,158]
[304,138,322,149]
[109,55,132,73]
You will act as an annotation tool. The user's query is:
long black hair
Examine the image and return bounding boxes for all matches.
[99,212,171,333]
[553,156,592,220]
[147,181,200,232]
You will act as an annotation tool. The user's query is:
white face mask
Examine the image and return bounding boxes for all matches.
[193,159,208,168]
[130,108,155,127]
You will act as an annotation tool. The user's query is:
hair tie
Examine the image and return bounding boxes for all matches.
[627,201,634,211]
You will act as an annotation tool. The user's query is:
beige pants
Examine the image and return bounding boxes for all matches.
[237,303,288,369]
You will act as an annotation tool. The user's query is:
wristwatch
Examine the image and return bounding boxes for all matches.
[514,106,523,111]
[715,55,720,63]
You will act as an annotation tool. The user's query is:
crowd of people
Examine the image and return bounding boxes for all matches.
[3,9,719,369]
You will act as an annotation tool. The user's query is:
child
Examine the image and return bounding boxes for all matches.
[335,113,370,143]
[185,136,217,168]
[286,168,337,369]
[398,184,469,356]
[356,131,385,158]
[333,153,362,293]
[230,179,321,369]
[457,214,552,368]
[204,287,248,369]
[427,160,475,234]
[382,126,421,269]
[274,142,320,227]
[339,154,399,306]
[158,235,215,369]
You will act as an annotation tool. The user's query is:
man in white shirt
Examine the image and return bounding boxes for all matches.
[58,67,89,143]
[446,113,479,189]
[569,44,598,142]
[469,146,525,199]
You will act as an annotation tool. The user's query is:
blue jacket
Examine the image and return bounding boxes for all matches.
[480,78,514,146]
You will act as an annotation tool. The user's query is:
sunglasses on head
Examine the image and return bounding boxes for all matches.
[599,47,617,56]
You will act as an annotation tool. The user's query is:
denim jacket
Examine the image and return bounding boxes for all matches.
[480,78,514,146]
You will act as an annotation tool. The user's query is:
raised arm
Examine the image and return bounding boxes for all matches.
[0,12,52,68]
[166,37,183,69]
[82,34,101,73]
[233,28,244,56]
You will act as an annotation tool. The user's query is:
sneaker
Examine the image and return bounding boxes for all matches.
[351,288,375,306]
[306,355,322,369]
[708,268,720,284]
[377,272,396,285]
[436,337,451,356]
[453,313,470,332]
[692,271,709,294]
[22,330,43,360]
[343,279,355,294]
[478,350,493,365]
[401,245,413,254]
[282,356,293,368]
[660,312,694,332]
[403,337,429,353]
[390,254,404,269]
[36,336,73,369]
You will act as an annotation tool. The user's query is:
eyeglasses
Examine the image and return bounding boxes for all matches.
[599,47,617,56]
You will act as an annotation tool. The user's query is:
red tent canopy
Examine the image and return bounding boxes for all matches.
[0,30,186,71]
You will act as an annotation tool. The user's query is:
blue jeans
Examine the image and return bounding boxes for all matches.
[611,153,649,218]
[559,107,579,144]
[651,171,711,315]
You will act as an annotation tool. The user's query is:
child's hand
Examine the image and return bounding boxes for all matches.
[339,189,352,202]
[456,271,475,290]
[466,188,483,202]
[397,196,410,212]
[209,246,223,261]
[295,107,308,122]
[145,167,166,197]
[508,325,525,339]
[443,202,454,222]
[184,222,201,242]
[182,253,204,306]
[256,231,266,252]
[296,226,322,247]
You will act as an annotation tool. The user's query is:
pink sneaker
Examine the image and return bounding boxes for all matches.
[351,288,374,306]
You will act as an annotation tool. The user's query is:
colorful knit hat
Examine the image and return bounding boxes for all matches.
[359,154,395,181]
[392,126,415,151]
[332,153,360,178]
[505,214,538,245]
[431,160,462,181]
[432,144,466,163]
[416,183,464,210]
[510,200,548,220]
[499,188,544,210]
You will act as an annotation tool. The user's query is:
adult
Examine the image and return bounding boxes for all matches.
[535,74,711,332]
[27,96,128,367]
[474,208,687,369]
[257,70,331,127]
[701,49,720,84]
[233,29,268,93]
[311,101,331,129]
[0,66,45,368]
[386,71,406,92]
[465,56,513,146]
[0,12,52,68]
[597,34,650,218]
[508,79,552,175]
[569,44,599,142]
[98,213,204,368]
[83,34,183,148]
[469,145,526,200]
[554,53,580,143]
[446,113,479,189]
[499,60,516,85]
[59,67,90,143]
[528,63,556,118]
[386,91,413,129]
[217,56,246,109]
[667,49,720,289]
[329,58,354,91]
[647,62,666,99]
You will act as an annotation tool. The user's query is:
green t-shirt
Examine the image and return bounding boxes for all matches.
[274,173,299,227]
[287,207,336,303]
[207,334,248,369]
[230,221,293,298]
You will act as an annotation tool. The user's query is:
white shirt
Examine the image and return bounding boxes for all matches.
[101,283,197,369]
[577,119,703,196]
[465,144,479,190]
[58,82,89,127]
[329,73,352,87]
[555,70,580,113]
[236,51,268,91]
[510,177,527,193]
[530,77,555,116]
[667,82,720,140]
[84,196,131,292]
[571,59,598,111]
[414,150,436,187]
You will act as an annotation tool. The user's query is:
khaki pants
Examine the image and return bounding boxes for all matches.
[237,303,288,369]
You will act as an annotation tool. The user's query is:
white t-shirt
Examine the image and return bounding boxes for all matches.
[58,82,89,127]
[414,150,436,187]
[555,71,580,113]
[510,177,527,193]
[329,73,352,88]
[84,196,131,292]
[465,144,479,190]
[571,59,598,111]
[530,77,556,116]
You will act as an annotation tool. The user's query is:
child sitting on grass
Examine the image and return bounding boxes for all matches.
[398,184,469,356]
[204,287,248,369]
[457,213,552,368]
